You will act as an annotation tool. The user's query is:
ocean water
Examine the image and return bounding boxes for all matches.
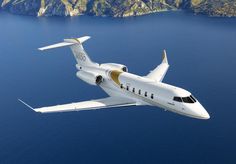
[0,10,236,164]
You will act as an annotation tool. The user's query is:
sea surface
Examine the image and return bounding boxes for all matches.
[0,10,236,164]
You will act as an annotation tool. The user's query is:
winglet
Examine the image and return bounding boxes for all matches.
[18,99,35,111]
[162,49,168,64]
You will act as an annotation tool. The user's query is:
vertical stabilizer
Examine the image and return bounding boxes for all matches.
[64,36,96,67]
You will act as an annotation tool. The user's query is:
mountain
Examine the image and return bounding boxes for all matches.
[1,0,236,17]
[189,0,236,17]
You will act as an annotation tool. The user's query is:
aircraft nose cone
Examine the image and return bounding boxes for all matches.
[195,103,210,120]
[200,109,210,119]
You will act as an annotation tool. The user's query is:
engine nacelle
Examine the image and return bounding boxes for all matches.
[76,71,103,85]
[100,63,128,72]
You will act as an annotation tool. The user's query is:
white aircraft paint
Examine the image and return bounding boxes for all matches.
[19,36,210,119]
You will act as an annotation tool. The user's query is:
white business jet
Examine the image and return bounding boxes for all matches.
[19,36,210,119]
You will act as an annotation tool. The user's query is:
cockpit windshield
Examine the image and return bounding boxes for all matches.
[173,95,197,103]
[182,97,194,103]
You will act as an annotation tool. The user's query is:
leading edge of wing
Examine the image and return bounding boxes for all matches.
[18,97,137,113]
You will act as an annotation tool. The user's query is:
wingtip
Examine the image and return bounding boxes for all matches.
[18,98,35,111]
[38,48,44,51]
[85,35,91,39]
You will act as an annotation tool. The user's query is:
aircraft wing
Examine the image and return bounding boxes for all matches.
[18,97,137,113]
[146,50,169,82]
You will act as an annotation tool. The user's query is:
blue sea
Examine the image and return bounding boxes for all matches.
[0,10,236,164]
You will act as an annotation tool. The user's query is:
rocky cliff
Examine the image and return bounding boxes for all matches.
[189,0,236,17]
[0,0,181,17]
[0,0,236,17]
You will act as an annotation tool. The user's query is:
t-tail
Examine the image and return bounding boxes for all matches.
[38,36,97,67]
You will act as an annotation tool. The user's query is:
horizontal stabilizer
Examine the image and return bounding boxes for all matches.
[38,42,74,51]
[38,36,91,51]
[64,36,90,44]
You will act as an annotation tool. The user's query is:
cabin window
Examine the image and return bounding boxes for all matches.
[138,89,141,95]
[120,84,123,89]
[126,86,129,91]
[145,92,147,97]
[132,88,135,93]
[151,94,154,99]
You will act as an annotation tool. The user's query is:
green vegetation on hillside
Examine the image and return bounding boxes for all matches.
[1,0,236,17]
[190,0,236,17]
